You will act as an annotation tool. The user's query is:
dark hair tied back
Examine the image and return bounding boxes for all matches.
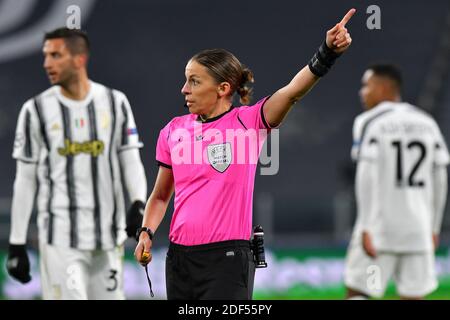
[237,66,254,105]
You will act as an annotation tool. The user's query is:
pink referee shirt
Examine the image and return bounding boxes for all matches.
[156,97,271,245]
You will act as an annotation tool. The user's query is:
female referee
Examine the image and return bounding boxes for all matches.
[135,9,355,299]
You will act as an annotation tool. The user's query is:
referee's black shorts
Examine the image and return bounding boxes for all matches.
[166,240,256,300]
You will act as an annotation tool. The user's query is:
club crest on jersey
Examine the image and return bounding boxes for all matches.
[58,139,105,157]
[207,142,232,173]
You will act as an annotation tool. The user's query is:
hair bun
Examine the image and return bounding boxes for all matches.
[241,66,254,85]
[237,85,253,105]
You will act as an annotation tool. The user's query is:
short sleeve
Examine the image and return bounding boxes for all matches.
[12,100,41,163]
[358,133,380,161]
[156,122,172,168]
[433,123,450,166]
[116,91,144,151]
[236,96,272,130]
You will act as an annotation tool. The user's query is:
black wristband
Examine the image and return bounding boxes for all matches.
[136,227,154,242]
[8,244,27,256]
[308,41,342,77]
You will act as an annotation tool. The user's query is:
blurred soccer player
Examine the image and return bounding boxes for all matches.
[6,27,147,299]
[134,9,356,299]
[344,64,449,299]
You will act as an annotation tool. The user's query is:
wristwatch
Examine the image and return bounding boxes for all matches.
[136,227,154,242]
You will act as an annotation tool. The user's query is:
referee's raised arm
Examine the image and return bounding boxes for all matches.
[263,8,356,127]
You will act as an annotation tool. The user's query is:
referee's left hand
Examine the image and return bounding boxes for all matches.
[135,232,153,266]
[326,8,356,54]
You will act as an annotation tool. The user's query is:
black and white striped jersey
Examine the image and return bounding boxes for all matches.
[12,81,143,250]
[351,101,449,252]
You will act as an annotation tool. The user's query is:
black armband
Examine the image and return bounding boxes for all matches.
[308,41,342,77]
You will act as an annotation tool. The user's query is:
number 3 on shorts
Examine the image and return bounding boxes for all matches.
[107,269,118,291]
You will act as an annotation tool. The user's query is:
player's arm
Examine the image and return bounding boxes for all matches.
[119,148,148,237]
[7,161,38,283]
[355,159,379,258]
[8,100,41,284]
[263,8,355,127]
[432,165,448,249]
[116,91,148,237]
[135,166,174,265]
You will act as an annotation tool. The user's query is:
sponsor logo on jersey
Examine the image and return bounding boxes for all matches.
[58,139,105,157]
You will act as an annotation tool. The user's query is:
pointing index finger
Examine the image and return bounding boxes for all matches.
[339,8,356,27]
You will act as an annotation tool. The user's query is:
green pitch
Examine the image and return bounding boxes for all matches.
[254,276,450,300]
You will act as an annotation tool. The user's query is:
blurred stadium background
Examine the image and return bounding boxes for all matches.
[0,0,449,299]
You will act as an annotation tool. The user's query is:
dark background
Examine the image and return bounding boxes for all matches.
[1,0,449,249]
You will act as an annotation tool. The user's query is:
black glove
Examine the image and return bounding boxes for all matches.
[6,244,32,284]
[126,200,145,238]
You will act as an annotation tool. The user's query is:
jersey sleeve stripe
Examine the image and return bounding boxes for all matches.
[121,101,129,146]
[260,101,271,129]
[237,115,248,130]
[358,109,393,157]
[157,160,172,169]
[24,109,32,158]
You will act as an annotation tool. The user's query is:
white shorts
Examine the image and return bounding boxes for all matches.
[344,241,438,298]
[39,242,125,300]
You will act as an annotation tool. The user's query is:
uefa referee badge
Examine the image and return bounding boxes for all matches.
[207,142,231,173]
